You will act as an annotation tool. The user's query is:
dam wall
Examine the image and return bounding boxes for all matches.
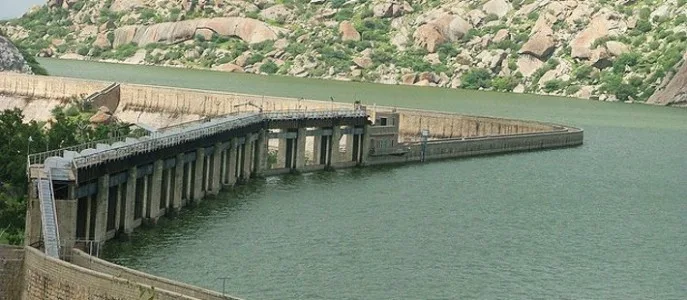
[0,72,110,100]
[71,249,239,300]
[20,246,203,300]
[0,73,554,140]
[392,109,554,139]
[367,128,583,165]
[0,245,25,300]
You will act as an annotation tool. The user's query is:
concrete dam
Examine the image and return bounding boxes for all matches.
[0,73,583,300]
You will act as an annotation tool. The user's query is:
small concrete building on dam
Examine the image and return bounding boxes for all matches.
[0,73,583,300]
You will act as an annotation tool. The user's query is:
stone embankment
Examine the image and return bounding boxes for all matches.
[0,245,242,300]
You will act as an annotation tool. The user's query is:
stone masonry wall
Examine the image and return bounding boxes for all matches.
[22,246,199,300]
[0,245,25,300]
[70,249,241,300]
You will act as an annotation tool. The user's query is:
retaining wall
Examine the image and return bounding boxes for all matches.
[71,249,241,300]
[22,246,199,300]
[0,245,25,300]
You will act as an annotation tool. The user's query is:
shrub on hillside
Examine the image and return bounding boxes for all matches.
[260,61,279,74]
[461,68,492,89]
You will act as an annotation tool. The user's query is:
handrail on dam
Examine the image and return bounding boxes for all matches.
[28,109,367,170]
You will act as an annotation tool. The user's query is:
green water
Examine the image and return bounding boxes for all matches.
[40,59,687,299]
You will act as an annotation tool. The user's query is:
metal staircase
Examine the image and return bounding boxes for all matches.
[36,169,60,258]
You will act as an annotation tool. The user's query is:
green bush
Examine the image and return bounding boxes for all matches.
[461,68,492,89]
[492,76,519,92]
[573,65,594,80]
[543,79,566,93]
[612,52,641,73]
[260,61,279,74]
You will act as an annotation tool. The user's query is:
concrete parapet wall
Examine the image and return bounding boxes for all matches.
[0,245,25,300]
[367,129,583,165]
[22,246,199,300]
[71,249,241,300]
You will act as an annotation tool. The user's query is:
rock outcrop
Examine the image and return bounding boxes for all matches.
[0,36,31,74]
[647,53,687,107]
[339,21,361,42]
[113,17,285,48]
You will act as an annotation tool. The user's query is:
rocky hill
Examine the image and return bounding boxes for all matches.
[2,0,687,106]
[0,34,32,73]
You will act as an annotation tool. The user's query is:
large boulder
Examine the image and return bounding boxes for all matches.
[0,36,32,73]
[433,14,472,42]
[339,21,361,42]
[605,41,629,57]
[647,53,687,106]
[259,4,293,22]
[113,17,285,48]
[413,14,471,52]
[519,31,556,60]
[571,13,619,59]
[517,54,544,77]
[373,1,403,18]
[213,63,245,73]
[413,24,445,53]
[482,0,512,18]
[110,0,145,12]
[93,33,111,49]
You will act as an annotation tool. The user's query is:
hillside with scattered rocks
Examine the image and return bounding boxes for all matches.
[2,0,687,106]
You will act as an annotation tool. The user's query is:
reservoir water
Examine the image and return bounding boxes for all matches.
[41,59,686,299]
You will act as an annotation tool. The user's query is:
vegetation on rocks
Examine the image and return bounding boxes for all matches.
[1,0,687,103]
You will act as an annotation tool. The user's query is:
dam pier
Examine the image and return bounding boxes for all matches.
[0,73,583,300]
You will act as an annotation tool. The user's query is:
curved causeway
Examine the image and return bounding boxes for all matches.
[1,73,582,300]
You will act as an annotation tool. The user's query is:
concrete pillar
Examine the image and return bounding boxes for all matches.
[172,154,183,210]
[184,161,192,203]
[141,175,149,219]
[313,135,322,165]
[210,143,222,195]
[204,151,211,192]
[360,124,371,166]
[254,130,267,176]
[114,184,122,232]
[330,126,342,166]
[24,183,41,246]
[148,160,163,221]
[242,134,253,180]
[226,138,238,186]
[124,167,137,234]
[94,175,109,242]
[84,195,92,239]
[277,137,287,168]
[295,128,306,170]
[163,167,172,209]
[193,148,205,202]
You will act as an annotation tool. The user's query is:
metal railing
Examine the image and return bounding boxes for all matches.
[27,131,150,165]
[25,109,367,169]
[36,169,60,259]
